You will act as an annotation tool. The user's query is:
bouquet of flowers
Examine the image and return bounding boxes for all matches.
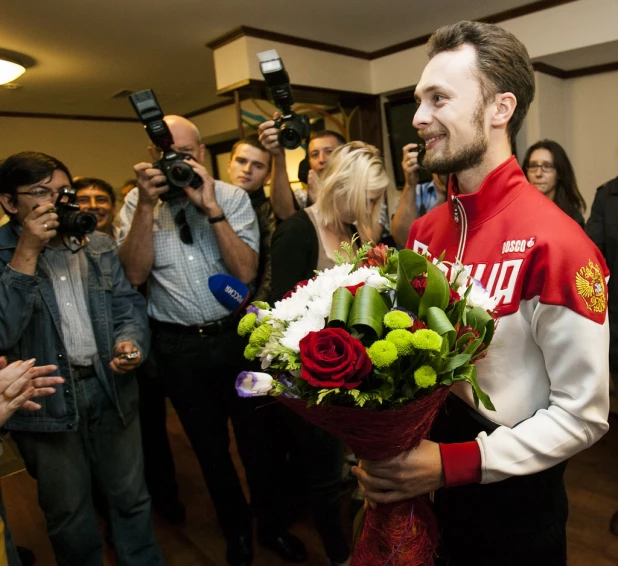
[236,243,497,565]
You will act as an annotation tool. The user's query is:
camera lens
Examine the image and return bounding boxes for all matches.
[278,124,302,150]
[74,212,97,234]
[60,210,97,236]
[168,162,193,186]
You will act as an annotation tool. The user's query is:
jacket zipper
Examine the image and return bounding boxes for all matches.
[452,195,468,263]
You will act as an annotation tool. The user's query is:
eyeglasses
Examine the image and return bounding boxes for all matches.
[174,208,194,245]
[526,162,555,173]
[16,188,60,202]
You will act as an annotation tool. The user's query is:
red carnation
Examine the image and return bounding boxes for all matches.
[299,328,372,389]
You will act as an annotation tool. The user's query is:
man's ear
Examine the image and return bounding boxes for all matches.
[491,92,517,128]
[0,193,17,215]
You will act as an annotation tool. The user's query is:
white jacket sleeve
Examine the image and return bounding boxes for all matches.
[476,302,609,484]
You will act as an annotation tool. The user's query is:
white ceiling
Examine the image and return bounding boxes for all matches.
[0,0,611,118]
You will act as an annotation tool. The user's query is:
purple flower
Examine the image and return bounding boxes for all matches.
[235,371,273,398]
[278,375,300,399]
[246,305,259,315]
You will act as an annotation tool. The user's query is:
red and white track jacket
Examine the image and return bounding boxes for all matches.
[406,156,610,485]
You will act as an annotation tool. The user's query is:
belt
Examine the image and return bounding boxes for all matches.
[151,312,241,338]
[71,365,96,381]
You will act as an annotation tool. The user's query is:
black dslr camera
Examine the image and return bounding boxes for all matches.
[129,89,202,201]
[258,50,309,150]
[53,188,97,238]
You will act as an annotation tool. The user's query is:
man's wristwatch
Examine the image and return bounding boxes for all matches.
[208,213,226,225]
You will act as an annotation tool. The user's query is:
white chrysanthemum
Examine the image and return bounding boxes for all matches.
[280,312,326,352]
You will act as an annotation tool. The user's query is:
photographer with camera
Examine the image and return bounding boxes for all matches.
[118,112,264,566]
[0,151,162,565]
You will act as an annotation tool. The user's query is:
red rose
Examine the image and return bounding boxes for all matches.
[411,276,427,295]
[299,328,372,389]
[344,282,365,297]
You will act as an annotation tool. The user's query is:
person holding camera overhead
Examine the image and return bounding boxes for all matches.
[0,151,161,565]
[119,112,292,566]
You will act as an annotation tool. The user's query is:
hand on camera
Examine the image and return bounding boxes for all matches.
[401,143,421,188]
[182,158,221,217]
[19,203,59,253]
[258,113,284,158]
[110,341,142,374]
[133,162,170,207]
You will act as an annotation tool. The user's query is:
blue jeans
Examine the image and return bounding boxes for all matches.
[0,487,21,566]
[12,375,163,566]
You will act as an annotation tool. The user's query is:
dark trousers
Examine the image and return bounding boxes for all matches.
[12,377,163,566]
[136,353,179,508]
[283,409,350,562]
[431,395,568,566]
[151,322,286,539]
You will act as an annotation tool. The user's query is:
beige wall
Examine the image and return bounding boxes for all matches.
[564,70,618,210]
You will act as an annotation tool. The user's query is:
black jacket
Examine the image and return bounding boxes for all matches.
[249,187,278,302]
[586,176,618,371]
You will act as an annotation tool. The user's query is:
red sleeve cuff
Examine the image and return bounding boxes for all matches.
[439,441,482,487]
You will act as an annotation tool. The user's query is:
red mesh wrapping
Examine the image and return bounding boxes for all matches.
[280,386,450,565]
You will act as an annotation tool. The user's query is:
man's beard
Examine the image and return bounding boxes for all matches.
[422,103,488,175]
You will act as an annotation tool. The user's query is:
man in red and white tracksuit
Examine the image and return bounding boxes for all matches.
[354,21,609,566]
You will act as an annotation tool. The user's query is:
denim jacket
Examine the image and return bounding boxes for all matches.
[0,222,149,432]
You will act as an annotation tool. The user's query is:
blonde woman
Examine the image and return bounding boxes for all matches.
[269,141,391,566]
[270,141,390,303]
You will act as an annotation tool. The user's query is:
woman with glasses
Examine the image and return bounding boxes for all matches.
[522,140,586,228]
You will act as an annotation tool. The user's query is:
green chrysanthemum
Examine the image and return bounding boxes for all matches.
[410,329,442,352]
[367,340,399,368]
[385,329,415,356]
[383,310,413,330]
[238,313,257,336]
[248,324,272,347]
[414,365,437,388]
[243,343,260,361]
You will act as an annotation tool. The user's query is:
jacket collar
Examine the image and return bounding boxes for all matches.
[447,156,527,226]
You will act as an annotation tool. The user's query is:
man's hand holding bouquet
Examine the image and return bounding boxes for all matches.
[236,242,497,565]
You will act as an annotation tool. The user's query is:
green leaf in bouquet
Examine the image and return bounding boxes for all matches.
[426,306,457,347]
[315,387,341,405]
[440,353,472,373]
[347,284,390,339]
[463,326,487,357]
[396,250,428,313]
[328,287,354,328]
[419,260,450,318]
[453,365,495,411]
[439,370,454,386]
[465,307,495,346]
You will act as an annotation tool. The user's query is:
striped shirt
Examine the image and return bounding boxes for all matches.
[39,246,98,366]
[118,181,260,325]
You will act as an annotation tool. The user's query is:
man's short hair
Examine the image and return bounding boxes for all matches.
[310,130,346,146]
[230,135,272,172]
[73,177,116,206]
[427,21,535,148]
[0,151,72,214]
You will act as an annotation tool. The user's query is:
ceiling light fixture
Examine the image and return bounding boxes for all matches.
[0,49,36,86]
[0,59,25,85]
